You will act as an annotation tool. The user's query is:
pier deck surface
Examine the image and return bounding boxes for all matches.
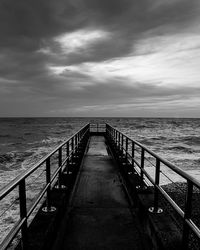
[52,136,146,250]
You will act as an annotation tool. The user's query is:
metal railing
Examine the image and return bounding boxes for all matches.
[89,123,106,133]
[106,123,200,249]
[0,123,90,250]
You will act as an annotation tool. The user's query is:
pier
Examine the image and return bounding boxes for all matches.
[52,135,146,250]
[0,124,200,249]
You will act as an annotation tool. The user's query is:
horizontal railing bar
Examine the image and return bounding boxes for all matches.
[185,219,200,239]
[106,123,200,189]
[0,124,89,200]
[158,186,185,218]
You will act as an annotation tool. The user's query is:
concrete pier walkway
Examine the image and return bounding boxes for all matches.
[52,136,147,250]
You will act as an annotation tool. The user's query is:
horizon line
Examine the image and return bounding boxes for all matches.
[0,116,200,119]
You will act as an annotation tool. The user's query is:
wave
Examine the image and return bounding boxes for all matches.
[0,134,11,138]
[0,151,34,171]
[182,136,200,146]
[138,139,155,146]
[0,153,15,164]
[165,145,194,154]
[54,130,66,135]
[24,132,33,135]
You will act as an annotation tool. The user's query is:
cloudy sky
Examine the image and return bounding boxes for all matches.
[0,0,200,117]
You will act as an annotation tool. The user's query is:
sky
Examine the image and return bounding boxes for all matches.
[0,0,200,117]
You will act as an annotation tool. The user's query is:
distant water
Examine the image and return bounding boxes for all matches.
[0,117,200,246]
[0,117,200,188]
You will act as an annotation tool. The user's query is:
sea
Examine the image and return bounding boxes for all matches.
[0,117,200,246]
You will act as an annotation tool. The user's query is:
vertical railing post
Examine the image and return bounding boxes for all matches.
[75,134,78,155]
[122,135,124,153]
[126,137,128,165]
[132,141,135,171]
[117,131,119,147]
[55,147,66,189]
[19,179,28,249]
[72,137,74,151]
[72,137,74,163]
[182,181,193,249]
[78,132,80,143]
[118,132,120,150]
[140,148,144,188]
[58,147,62,188]
[42,157,56,213]
[66,141,69,168]
[75,134,77,147]
[149,158,163,213]
[154,158,160,211]
[46,157,51,210]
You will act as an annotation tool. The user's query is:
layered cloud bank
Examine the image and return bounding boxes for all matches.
[0,0,200,117]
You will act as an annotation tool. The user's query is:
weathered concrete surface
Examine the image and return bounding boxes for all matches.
[52,136,147,250]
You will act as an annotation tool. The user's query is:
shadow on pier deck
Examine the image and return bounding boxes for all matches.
[52,135,148,250]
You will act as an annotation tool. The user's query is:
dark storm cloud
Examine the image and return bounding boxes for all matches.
[0,0,200,116]
[0,0,198,53]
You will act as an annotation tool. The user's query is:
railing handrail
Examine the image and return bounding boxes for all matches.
[105,123,200,248]
[106,123,200,189]
[0,123,90,250]
[0,123,90,200]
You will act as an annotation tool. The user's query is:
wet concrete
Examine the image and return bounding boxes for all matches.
[52,136,146,250]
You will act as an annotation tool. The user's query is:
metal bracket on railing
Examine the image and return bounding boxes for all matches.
[148,206,163,214]
[128,171,134,175]
[42,206,56,213]
[54,184,67,190]
[63,170,73,175]
[136,185,148,191]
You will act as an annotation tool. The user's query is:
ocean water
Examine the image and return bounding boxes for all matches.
[0,117,200,187]
[0,117,200,246]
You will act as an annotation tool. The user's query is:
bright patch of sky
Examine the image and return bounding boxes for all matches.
[49,33,200,88]
[54,29,110,53]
